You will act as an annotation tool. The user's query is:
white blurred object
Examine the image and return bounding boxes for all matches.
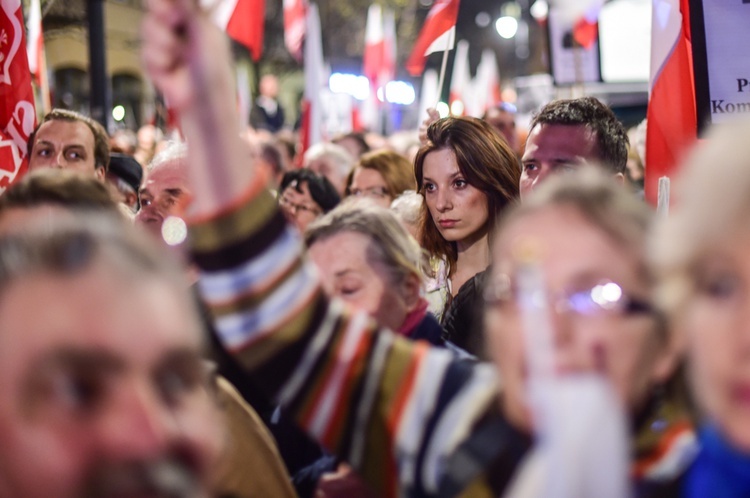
[548,0,605,24]
[506,254,631,498]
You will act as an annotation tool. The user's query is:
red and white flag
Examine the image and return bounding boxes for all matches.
[203,0,265,61]
[406,0,461,76]
[363,4,384,90]
[25,0,49,113]
[0,0,36,191]
[284,0,306,62]
[471,48,501,117]
[645,0,696,205]
[300,2,324,155]
[449,39,470,115]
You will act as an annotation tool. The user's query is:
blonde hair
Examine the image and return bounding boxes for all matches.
[346,150,416,198]
[651,120,750,313]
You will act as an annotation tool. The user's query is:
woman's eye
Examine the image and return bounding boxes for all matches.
[338,287,360,297]
[422,182,436,192]
[701,274,740,299]
[454,179,467,188]
[695,268,742,300]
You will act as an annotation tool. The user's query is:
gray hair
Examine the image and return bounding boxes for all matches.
[304,201,427,287]
[147,141,188,173]
[303,142,354,178]
[0,212,191,309]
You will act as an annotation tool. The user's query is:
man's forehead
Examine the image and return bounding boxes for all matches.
[35,119,94,144]
[524,123,599,160]
[143,160,189,191]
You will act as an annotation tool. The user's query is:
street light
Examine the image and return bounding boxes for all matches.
[495,16,518,39]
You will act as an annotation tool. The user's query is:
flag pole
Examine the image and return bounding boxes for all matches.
[434,27,455,109]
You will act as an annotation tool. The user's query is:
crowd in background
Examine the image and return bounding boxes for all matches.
[0,2,748,498]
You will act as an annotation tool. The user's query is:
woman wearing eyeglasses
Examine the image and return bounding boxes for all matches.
[278,169,340,233]
[483,169,694,495]
[345,150,416,209]
[653,122,750,498]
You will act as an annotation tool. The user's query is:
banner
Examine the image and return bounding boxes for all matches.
[0,0,36,191]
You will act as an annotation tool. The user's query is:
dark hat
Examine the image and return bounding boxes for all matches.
[107,153,143,193]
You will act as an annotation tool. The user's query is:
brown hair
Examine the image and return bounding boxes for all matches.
[345,150,416,199]
[28,108,111,172]
[0,169,120,214]
[529,97,628,174]
[414,116,520,276]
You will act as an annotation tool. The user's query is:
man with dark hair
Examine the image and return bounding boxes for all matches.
[27,108,110,179]
[520,96,628,199]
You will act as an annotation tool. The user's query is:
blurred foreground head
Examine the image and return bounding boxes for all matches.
[0,212,222,497]
[486,168,679,432]
[653,120,750,452]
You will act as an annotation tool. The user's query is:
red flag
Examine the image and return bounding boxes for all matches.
[284,0,306,62]
[205,0,265,61]
[572,0,603,49]
[645,0,696,205]
[0,0,36,191]
[406,0,461,76]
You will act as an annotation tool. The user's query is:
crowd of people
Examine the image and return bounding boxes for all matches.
[1,1,749,497]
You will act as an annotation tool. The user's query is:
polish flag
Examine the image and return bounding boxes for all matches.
[471,49,501,117]
[363,4,384,90]
[300,2,324,155]
[0,0,36,191]
[406,0,461,76]
[25,0,49,113]
[645,0,696,205]
[284,0,306,62]
[204,0,265,61]
[382,8,396,88]
[448,39,470,115]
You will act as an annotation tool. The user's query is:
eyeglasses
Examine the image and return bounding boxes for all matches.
[483,276,655,317]
[348,186,391,199]
[279,195,321,216]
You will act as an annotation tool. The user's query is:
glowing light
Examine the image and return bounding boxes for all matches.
[161,216,187,246]
[112,105,125,122]
[591,282,623,308]
[435,101,450,118]
[530,0,549,21]
[329,73,370,101]
[450,100,465,116]
[385,81,416,105]
[496,16,518,39]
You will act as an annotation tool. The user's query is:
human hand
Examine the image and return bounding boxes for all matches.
[141,0,234,113]
[418,107,440,145]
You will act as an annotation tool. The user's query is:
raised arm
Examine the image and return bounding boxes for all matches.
[141,0,256,216]
[141,3,504,497]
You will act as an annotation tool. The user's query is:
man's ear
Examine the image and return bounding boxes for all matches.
[95,166,106,181]
[613,172,625,185]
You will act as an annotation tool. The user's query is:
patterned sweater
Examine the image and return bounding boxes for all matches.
[190,178,695,498]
